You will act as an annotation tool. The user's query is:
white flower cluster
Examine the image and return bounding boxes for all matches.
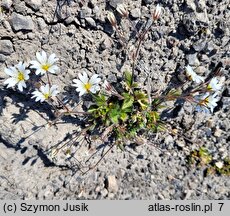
[4,50,102,102]
[3,50,224,116]
[4,50,59,102]
[185,65,225,113]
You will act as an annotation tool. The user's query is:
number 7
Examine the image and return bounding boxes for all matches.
[218,203,224,211]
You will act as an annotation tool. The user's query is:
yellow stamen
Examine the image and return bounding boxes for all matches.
[84,83,92,92]
[17,72,24,81]
[44,93,50,100]
[42,64,50,71]
[207,84,212,91]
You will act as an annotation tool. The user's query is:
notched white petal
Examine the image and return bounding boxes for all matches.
[48,53,58,65]
[78,72,89,84]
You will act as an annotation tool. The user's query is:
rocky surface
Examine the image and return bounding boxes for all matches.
[0,0,229,199]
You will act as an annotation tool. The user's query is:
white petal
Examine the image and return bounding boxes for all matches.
[4,68,17,77]
[50,85,58,95]
[78,72,88,84]
[89,74,101,85]
[4,77,18,87]
[185,65,193,74]
[31,90,39,96]
[16,61,25,72]
[36,51,47,64]
[40,85,46,94]
[40,97,46,102]
[48,65,59,74]
[210,77,217,85]
[30,60,41,69]
[18,82,24,92]
[210,106,214,113]
[75,82,87,95]
[90,85,100,93]
[78,88,87,96]
[36,52,43,64]
[35,69,46,75]
[76,82,86,91]
[50,85,57,92]
[51,90,59,97]
[41,50,47,63]
[195,76,205,84]
[44,84,50,94]
[72,79,83,86]
[21,80,26,88]
[23,71,30,80]
[31,91,45,102]
[48,53,58,65]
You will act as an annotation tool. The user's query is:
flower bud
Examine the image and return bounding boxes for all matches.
[107,11,117,26]
[129,45,136,61]
[103,80,112,92]
[153,4,162,20]
[116,4,128,17]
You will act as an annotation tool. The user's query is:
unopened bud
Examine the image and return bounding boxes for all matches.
[107,11,117,26]
[116,4,128,17]
[129,45,136,61]
[153,4,162,20]
[103,80,112,92]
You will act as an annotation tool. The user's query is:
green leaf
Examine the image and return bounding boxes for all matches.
[165,89,182,101]
[88,105,98,113]
[131,83,138,88]
[124,70,132,87]
[121,93,134,110]
[148,111,160,123]
[120,112,128,122]
[122,97,134,110]
[92,94,107,106]
[134,91,148,110]
[108,104,120,124]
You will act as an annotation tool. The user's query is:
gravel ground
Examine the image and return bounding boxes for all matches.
[0,0,229,199]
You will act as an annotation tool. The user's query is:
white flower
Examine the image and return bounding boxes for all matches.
[30,50,59,75]
[196,93,219,113]
[4,62,30,92]
[116,4,128,17]
[153,4,162,20]
[72,72,101,96]
[185,65,205,84]
[31,84,59,102]
[207,77,224,92]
